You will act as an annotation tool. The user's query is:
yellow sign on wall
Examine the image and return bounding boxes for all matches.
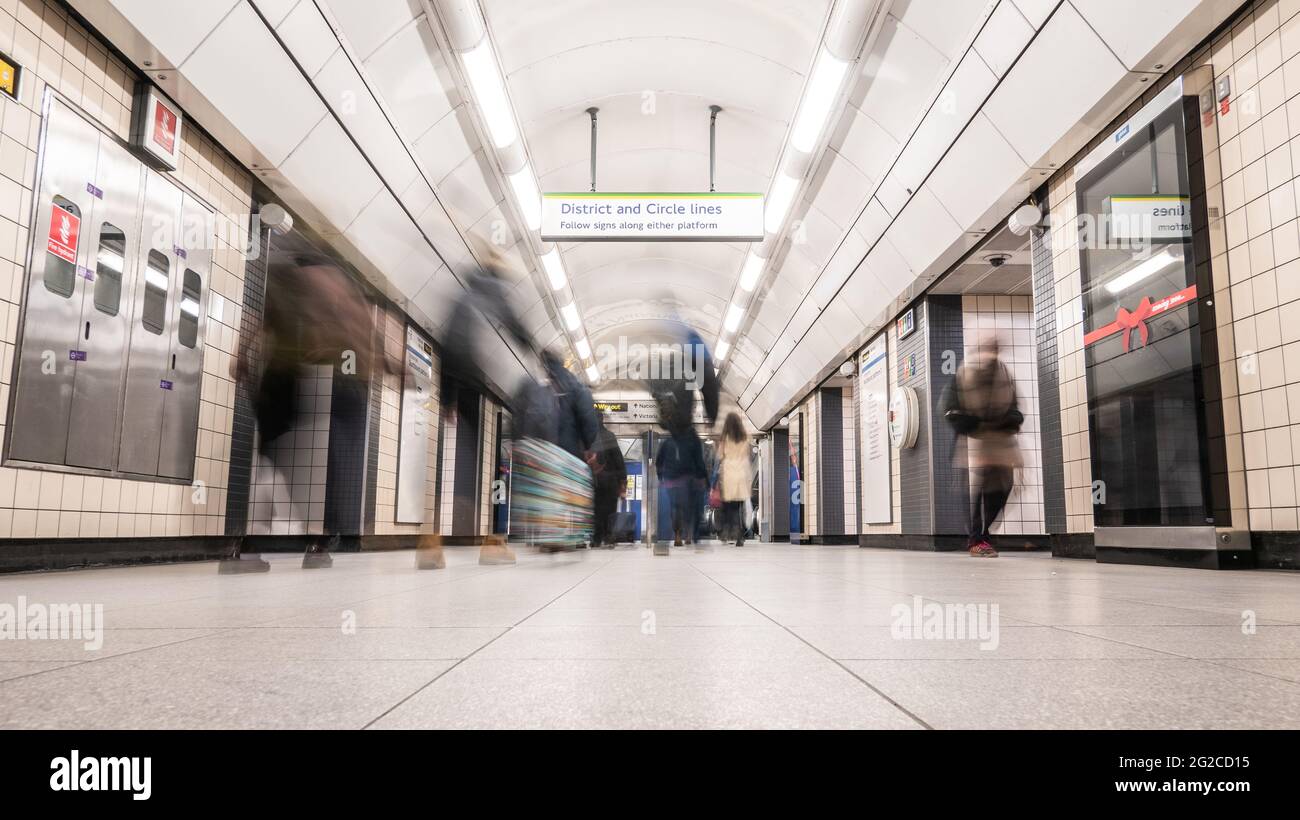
[0,51,22,100]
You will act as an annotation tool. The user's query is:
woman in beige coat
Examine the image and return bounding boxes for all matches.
[718,412,754,546]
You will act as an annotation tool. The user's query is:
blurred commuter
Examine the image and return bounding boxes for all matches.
[418,262,533,569]
[655,425,707,547]
[587,423,627,548]
[510,350,600,552]
[941,333,1024,558]
[647,316,720,433]
[229,257,395,571]
[718,412,753,546]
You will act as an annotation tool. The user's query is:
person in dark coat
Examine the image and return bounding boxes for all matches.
[655,426,708,546]
[587,424,627,547]
[513,349,600,461]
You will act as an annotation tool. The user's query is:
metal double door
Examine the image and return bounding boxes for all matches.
[7,95,210,480]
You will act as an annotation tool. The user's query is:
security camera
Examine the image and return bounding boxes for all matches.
[985,252,1011,268]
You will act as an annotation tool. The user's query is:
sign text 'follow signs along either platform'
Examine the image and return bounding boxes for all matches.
[541,192,764,241]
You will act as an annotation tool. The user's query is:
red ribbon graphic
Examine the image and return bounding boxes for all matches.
[1083,284,1197,350]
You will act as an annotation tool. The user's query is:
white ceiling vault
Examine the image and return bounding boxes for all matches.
[74,0,1241,428]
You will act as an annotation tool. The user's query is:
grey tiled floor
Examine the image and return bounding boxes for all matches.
[2,544,1299,729]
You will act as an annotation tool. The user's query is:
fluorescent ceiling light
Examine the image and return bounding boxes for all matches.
[507,167,542,230]
[724,302,745,333]
[462,38,518,150]
[715,339,731,361]
[585,364,600,383]
[1104,250,1179,294]
[575,337,591,359]
[738,252,765,292]
[765,172,799,233]
[560,301,581,331]
[541,248,567,290]
[791,48,848,153]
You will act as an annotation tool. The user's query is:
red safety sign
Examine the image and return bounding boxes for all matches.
[153,101,177,155]
[47,204,80,264]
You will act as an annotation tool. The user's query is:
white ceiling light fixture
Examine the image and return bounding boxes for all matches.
[1105,250,1179,294]
[764,172,800,234]
[461,37,518,150]
[715,339,732,361]
[791,48,849,153]
[724,302,745,333]
[560,301,581,331]
[507,166,542,230]
[585,364,600,383]
[575,337,592,359]
[738,252,765,292]
[541,247,567,290]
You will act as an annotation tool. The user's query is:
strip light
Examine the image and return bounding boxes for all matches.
[791,48,848,153]
[585,364,600,383]
[1105,250,1178,294]
[507,167,542,230]
[541,248,567,290]
[738,252,765,292]
[462,38,518,149]
[724,302,745,333]
[575,337,591,359]
[765,172,800,233]
[715,339,731,361]
[561,302,581,331]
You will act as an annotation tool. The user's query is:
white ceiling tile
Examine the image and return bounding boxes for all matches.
[973,0,1035,77]
[279,116,383,230]
[925,113,1029,227]
[113,0,240,67]
[276,0,337,78]
[890,50,998,193]
[314,49,421,192]
[180,1,327,166]
[1011,0,1060,29]
[413,107,479,185]
[363,19,460,139]
[320,0,421,60]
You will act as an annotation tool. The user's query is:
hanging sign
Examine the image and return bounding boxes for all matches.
[1108,195,1191,242]
[541,192,764,241]
[896,307,916,339]
[47,204,80,264]
[130,81,183,171]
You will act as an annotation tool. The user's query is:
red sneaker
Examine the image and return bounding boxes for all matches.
[969,541,999,558]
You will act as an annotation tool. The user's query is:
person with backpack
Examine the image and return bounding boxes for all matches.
[940,332,1024,558]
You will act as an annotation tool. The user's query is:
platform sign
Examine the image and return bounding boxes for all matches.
[859,333,891,525]
[1108,195,1190,242]
[541,192,763,241]
[47,204,80,264]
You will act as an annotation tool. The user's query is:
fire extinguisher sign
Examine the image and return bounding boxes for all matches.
[47,204,80,264]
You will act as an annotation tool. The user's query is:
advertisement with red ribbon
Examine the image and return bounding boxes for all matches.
[1083,284,1198,351]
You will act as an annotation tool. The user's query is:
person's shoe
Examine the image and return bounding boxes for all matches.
[479,535,516,565]
[969,541,999,558]
[302,546,333,569]
[735,540,744,547]
[415,533,446,569]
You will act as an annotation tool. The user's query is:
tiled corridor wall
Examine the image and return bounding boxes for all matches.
[840,384,858,534]
[438,406,458,536]
[478,397,497,535]
[800,399,819,537]
[961,294,1046,535]
[0,0,252,541]
[247,366,331,535]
